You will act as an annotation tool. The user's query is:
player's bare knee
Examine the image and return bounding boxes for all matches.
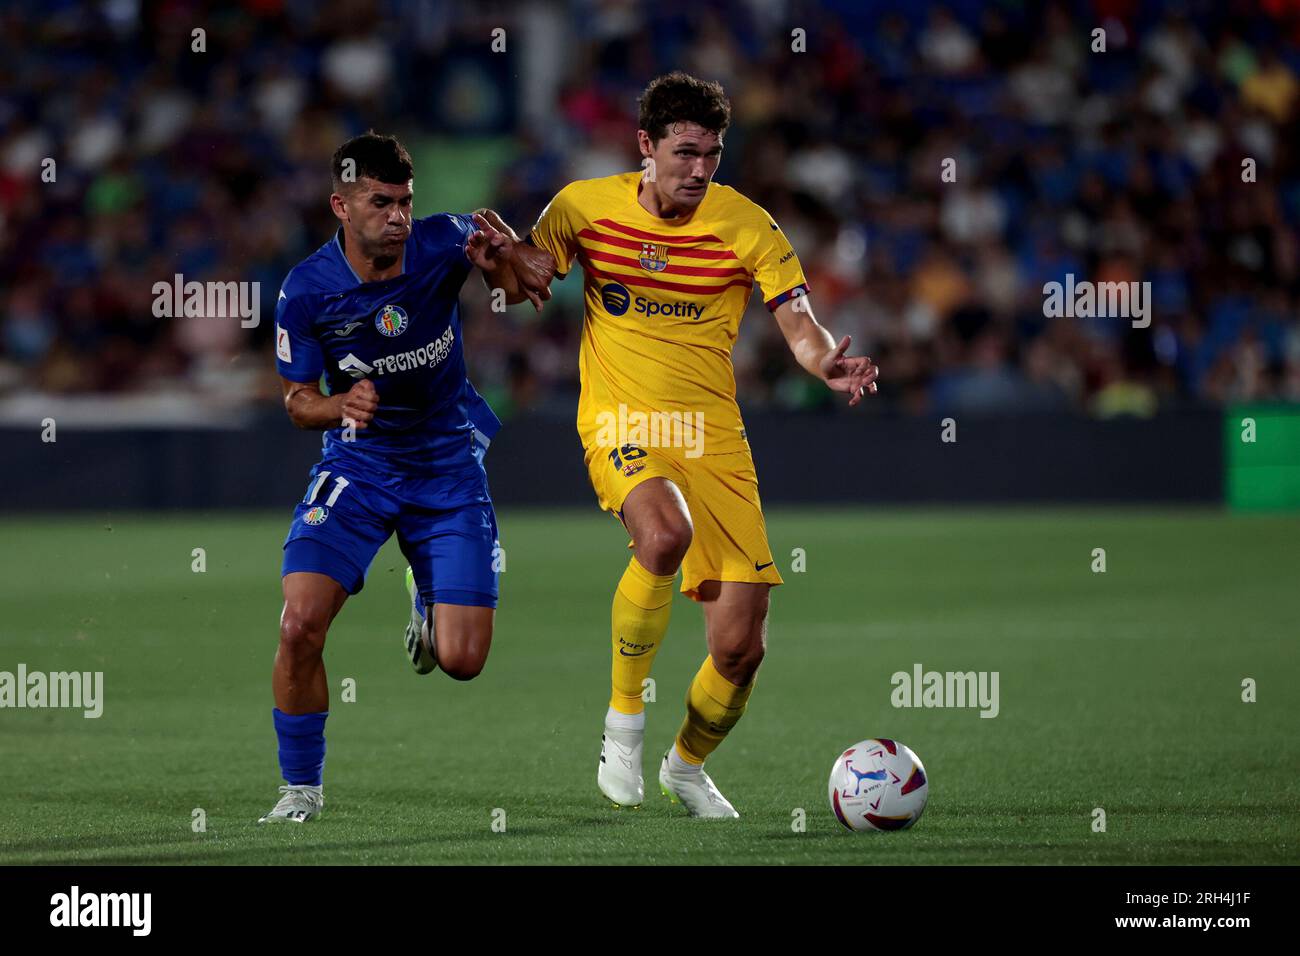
[437,624,492,681]
[279,606,328,663]
[441,658,484,681]
[712,613,767,683]
[714,639,764,684]
[639,521,692,570]
[439,645,487,681]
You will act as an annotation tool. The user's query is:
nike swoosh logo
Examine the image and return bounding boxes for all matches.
[754,560,774,571]
[333,321,365,337]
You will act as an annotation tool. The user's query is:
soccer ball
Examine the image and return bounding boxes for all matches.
[828,738,928,832]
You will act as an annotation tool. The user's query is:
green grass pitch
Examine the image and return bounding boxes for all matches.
[1,507,1296,865]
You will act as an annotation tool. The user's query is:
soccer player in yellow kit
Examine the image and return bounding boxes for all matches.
[529,72,879,817]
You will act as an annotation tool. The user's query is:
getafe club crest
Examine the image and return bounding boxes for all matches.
[639,242,669,273]
[303,506,329,526]
[375,303,408,337]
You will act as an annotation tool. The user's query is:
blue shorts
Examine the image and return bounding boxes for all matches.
[282,452,499,609]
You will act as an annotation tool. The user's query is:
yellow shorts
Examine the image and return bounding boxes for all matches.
[584,443,784,601]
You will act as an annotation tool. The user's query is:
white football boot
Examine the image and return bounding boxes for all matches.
[658,749,739,819]
[403,567,437,674]
[598,722,644,808]
[257,784,324,824]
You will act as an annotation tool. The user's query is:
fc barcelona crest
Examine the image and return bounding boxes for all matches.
[639,242,669,273]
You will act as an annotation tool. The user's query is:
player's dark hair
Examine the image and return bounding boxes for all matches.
[637,72,731,143]
[331,131,414,192]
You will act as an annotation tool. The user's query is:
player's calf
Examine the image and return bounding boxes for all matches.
[275,572,345,714]
[276,606,329,705]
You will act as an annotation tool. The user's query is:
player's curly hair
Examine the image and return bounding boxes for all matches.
[637,72,731,143]
[331,131,414,192]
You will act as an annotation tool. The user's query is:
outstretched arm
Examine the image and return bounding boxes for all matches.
[772,296,879,407]
[466,209,556,311]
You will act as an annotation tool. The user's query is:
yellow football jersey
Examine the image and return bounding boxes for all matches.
[530,171,809,457]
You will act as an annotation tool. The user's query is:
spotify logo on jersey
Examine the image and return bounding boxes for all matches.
[601,283,631,316]
[599,282,704,321]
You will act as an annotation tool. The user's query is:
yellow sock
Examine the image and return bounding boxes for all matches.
[675,655,753,764]
[609,557,675,715]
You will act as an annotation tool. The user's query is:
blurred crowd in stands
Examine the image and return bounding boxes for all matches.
[3,0,1300,419]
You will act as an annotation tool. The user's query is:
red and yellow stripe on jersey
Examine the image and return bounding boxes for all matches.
[530,171,809,457]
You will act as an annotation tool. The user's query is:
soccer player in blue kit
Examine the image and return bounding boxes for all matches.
[259,133,555,823]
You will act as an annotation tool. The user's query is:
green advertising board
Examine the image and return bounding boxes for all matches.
[1226,404,1300,510]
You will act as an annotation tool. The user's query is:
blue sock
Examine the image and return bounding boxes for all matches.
[414,588,427,621]
[273,708,328,786]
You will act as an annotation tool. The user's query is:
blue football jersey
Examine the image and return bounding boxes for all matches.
[274,213,502,471]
